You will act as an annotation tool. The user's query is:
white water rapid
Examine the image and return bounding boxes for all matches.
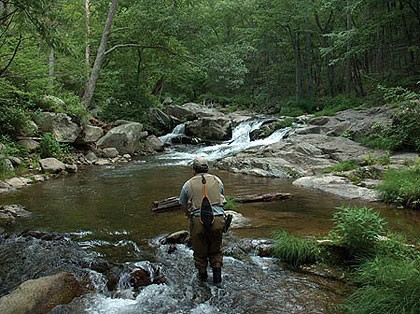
[157,119,291,166]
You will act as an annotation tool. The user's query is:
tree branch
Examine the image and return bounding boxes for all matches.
[105,43,177,56]
[0,34,23,76]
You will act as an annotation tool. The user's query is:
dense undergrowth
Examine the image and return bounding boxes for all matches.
[272,206,420,313]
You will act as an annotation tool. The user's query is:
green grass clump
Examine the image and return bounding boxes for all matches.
[224,196,239,210]
[272,230,318,267]
[374,232,420,261]
[39,133,70,160]
[343,256,420,314]
[324,160,360,173]
[377,163,420,209]
[329,206,386,257]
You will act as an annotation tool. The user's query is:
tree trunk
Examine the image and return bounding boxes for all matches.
[82,0,119,107]
[85,0,91,79]
[345,2,352,93]
[305,25,313,98]
[292,32,303,101]
[0,0,10,25]
[48,47,55,78]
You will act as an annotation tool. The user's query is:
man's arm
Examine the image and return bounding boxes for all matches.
[179,182,190,216]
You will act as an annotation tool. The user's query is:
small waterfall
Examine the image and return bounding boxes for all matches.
[157,119,291,165]
[159,124,186,143]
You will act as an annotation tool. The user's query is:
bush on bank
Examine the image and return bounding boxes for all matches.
[377,161,420,210]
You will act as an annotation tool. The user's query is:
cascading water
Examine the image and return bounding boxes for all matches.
[159,124,186,143]
[157,119,291,166]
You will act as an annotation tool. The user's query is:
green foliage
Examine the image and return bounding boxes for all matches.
[361,153,376,166]
[0,101,32,138]
[100,90,158,124]
[324,161,360,173]
[39,133,69,160]
[374,233,420,261]
[329,207,386,256]
[272,230,318,267]
[315,95,362,117]
[377,162,420,209]
[343,257,420,314]
[224,197,238,210]
[0,135,28,158]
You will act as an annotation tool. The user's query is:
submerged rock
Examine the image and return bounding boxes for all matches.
[0,272,85,314]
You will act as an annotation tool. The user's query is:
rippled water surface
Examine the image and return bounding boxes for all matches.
[1,156,419,313]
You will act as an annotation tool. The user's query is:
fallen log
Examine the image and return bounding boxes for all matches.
[234,192,291,203]
[152,192,291,212]
[151,196,181,212]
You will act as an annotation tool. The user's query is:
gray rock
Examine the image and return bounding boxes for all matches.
[225,210,251,228]
[0,180,11,189]
[17,120,39,137]
[17,139,40,152]
[389,153,419,165]
[32,175,45,182]
[293,175,380,201]
[162,230,190,245]
[149,108,173,133]
[102,147,119,158]
[0,272,85,314]
[4,177,30,189]
[65,164,78,173]
[164,104,197,122]
[186,117,232,141]
[95,158,111,166]
[309,116,330,125]
[97,122,147,154]
[123,154,131,159]
[2,158,14,171]
[8,156,21,166]
[113,120,132,126]
[39,158,66,174]
[79,125,104,143]
[145,135,165,152]
[34,112,82,143]
[0,204,31,218]
[294,125,321,135]
[85,151,97,163]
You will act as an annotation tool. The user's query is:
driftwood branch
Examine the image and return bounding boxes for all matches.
[151,193,291,213]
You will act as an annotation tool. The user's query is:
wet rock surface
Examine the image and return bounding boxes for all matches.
[0,205,31,224]
[0,272,85,314]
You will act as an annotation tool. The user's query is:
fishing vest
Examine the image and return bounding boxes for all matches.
[188,174,224,210]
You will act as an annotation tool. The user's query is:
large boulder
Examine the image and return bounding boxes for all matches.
[149,108,173,134]
[309,107,393,138]
[186,117,232,141]
[17,139,40,153]
[0,272,85,314]
[164,104,198,122]
[144,135,165,152]
[34,112,82,143]
[96,122,147,154]
[4,177,31,189]
[78,125,104,143]
[39,158,66,174]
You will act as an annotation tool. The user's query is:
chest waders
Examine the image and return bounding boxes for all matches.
[200,174,214,230]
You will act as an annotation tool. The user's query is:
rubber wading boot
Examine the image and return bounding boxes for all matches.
[213,268,222,287]
[198,270,208,282]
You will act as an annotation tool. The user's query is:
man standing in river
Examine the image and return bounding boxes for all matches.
[179,157,226,287]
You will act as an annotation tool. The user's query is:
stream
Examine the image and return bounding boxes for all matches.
[0,120,419,313]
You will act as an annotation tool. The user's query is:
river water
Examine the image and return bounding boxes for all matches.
[0,121,419,313]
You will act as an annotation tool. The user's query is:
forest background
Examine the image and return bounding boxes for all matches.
[0,0,419,141]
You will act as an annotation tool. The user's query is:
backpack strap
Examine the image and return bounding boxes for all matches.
[200,174,214,228]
